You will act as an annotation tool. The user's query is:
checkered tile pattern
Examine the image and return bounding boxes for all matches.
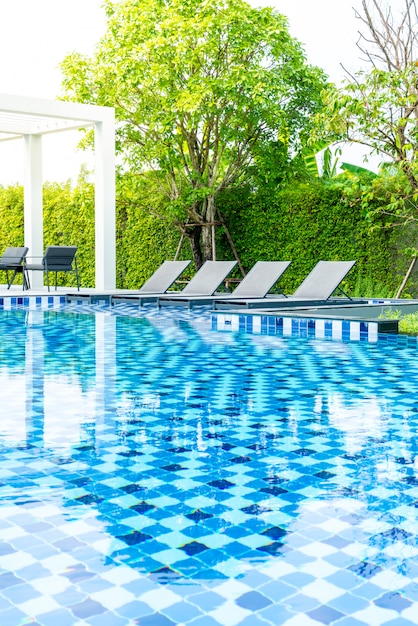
[0,295,67,310]
[213,312,415,345]
[0,302,418,625]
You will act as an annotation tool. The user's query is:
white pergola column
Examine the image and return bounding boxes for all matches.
[24,134,44,289]
[95,112,116,290]
[1,93,116,290]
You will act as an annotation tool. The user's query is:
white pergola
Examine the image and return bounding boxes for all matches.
[0,93,115,290]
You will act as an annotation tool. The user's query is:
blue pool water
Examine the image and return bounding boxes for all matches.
[1,302,418,625]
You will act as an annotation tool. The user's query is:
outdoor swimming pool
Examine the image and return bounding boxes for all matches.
[1,302,418,625]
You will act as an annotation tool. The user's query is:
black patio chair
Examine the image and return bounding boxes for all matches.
[25,246,79,291]
[0,246,29,290]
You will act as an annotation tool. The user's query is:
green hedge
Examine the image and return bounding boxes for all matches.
[1,174,416,297]
[0,180,94,289]
[216,180,416,297]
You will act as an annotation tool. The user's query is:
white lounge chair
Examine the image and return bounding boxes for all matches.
[111,260,236,306]
[213,260,357,310]
[157,260,292,308]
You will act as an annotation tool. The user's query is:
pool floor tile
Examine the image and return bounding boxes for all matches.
[307,604,345,624]
[1,304,418,625]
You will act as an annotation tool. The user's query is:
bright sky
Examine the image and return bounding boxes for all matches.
[0,0,106,186]
[0,0,393,185]
[266,0,365,81]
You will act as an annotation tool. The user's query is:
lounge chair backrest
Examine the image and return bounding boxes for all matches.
[182,260,237,296]
[231,261,291,298]
[43,246,77,271]
[0,246,28,265]
[138,260,191,294]
[292,260,356,300]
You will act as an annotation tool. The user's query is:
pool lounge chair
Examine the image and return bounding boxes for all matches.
[111,260,237,306]
[110,260,192,305]
[0,246,29,290]
[25,246,79,291]
[157,260,292,308]
[157,260,237,305]
[213,260,357,310]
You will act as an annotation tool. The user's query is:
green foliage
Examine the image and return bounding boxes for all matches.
[300,142,376,181]
[116,171,192,287]
[351,274,393,299]
[340,163,377,177]
[312,63,418,223]
[379,309,418,335]
[41,178,96,288]
[216,175,416,296]
[302,142,342,179]
[302,140,329,177]
[0,185,26,287]
[400,313,418,335]
[1,169,416,295]
[379,308,402,319]
[0,178,95,289]
[0,185,24,245]
[60,0,327,262]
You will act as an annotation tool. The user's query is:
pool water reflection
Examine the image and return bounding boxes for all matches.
[0,304,418,625]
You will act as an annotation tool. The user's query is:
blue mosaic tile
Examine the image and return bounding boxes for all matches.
[385,617,415,626]
[37,608,80,626]
[212,310,418,345]
[236,590,272,610]
[1,302,418,625]
[329,593,369,614]
[135,615,176,626]
[354,581,386,600]
[374,591,412,611]
[87,612,128,625]
[185,617,221,626]
[339,617,369,626]
[1,582,39,603]
[258,603,295,624]
[283,592,319,611]
[163,601,203,622]
[0,608,29,626]
[308,605,345,624]
[238,617,273,626]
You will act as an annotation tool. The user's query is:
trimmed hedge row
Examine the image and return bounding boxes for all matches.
[216,181,415,297]
[0,176,416,297]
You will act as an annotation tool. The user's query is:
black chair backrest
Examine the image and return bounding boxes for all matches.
[0,246,29,265]
[43,246,77,271]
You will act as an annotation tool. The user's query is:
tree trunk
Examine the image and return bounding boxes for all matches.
[396,256,417,298]
[201,195,216,261]
[202,225,213,261]
[188,225,204,269]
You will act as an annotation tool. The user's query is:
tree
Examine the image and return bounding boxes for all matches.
[313,0,418,222]
[354,0,418,71]
[60,0,326,268]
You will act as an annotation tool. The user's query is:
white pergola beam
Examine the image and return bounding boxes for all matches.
[0,122,39,135]
[0,122,94,137]
[0,93,116,291]
[0,93,111,124]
